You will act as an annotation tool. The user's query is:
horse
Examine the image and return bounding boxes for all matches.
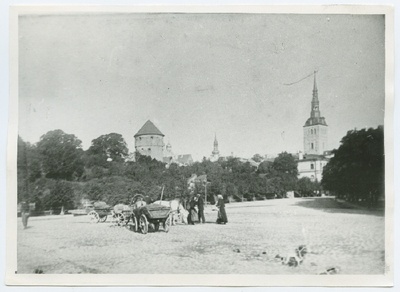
[153,198,188,225]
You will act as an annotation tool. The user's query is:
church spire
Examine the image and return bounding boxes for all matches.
[212,133,219,156]
[313,70,318,99]
[311,71,320,118]
[304,70,327,127]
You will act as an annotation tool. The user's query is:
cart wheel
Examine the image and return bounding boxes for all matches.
[88,211,100,223]
[99,215,108,223]
[131,215,138,232]
[125,215,130,225]
[154,222,160,232]
[163,215,171,233]
[139,214,148,234]
[115,213,125,226]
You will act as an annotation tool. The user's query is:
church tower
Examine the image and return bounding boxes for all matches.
[210,134,220,162]
[164,141,173,159]
[303,71,328,155]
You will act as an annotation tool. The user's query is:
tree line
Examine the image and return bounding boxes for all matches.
[17,125,384,214]
[17,129,321,214]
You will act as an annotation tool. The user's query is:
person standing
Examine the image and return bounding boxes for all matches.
[21,201,30,229]
[196,194,205,223]
[187,196,198,225]
[216,194,228,224]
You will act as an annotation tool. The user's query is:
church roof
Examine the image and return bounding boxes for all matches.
[296,153,330,162]
[304,117,328,127]
[176,154,193,165]
[134,120,164,137]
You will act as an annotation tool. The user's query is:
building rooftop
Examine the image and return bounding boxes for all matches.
[134,120,164,137]
[176,154,194,165]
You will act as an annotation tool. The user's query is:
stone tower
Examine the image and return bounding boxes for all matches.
[303,72,328,155]
[134,120,165,161]
[210,134,220,162]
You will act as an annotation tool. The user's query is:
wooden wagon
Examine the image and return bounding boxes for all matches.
[131,194,172,234]
[88,201,111,223]
[113,204,137,228]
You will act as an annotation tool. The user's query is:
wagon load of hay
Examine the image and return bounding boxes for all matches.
[93,201,111,210]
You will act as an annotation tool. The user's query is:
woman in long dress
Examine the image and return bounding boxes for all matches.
[216,194,228,224]
[187,196,198,225]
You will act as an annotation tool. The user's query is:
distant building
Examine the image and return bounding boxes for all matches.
[297,72,332,182]
[134,120,165,162]
[238,157,260,168]
[297,152,329,182]
[163,142,193,167]
[210,134,220,162]
[175,154,194,166]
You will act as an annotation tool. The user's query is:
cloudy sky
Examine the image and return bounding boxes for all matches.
[18,13,385,161]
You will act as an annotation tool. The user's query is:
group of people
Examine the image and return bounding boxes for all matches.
[187,194,228,225]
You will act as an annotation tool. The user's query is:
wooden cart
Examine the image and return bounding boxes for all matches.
[88,201,111,223]
[131,194,171,234]
[113,204,138,229]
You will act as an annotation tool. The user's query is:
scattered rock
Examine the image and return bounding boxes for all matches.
[262,251,267,255]
[319,267,340,275]
[278,245,308,267]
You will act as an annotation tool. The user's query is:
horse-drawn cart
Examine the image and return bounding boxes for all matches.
[131,194,172,234]
[138,204,172,234]
[113,204,135,226]
[88,201,111,223]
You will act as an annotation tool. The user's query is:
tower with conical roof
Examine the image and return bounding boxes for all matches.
[134,120,165,161]
[210,134,220,162]
[303,71,328,155]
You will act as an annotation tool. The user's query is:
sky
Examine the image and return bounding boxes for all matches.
[18,13,385,161]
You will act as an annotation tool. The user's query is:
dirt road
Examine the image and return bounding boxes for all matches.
[17,197,385,274]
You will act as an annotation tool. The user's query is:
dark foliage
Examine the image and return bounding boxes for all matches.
[321,126,384,204]
[36,130,84,181]
[18,130,306,212]
[85,133,129,167]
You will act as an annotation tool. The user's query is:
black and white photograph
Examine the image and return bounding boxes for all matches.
[5,4,395,287]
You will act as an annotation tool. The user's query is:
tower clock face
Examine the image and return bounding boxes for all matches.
[313,106,318,111]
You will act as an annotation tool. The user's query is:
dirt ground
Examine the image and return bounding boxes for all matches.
[17,197,385,274]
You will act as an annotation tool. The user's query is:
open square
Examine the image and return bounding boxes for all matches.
[17,197,384,274]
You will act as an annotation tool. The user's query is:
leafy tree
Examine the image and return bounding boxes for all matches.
[252,153,264,163]
[86,133,129,167]
[37,130,84,181]
[296,177,319,197]
[322,126,384,205]
[272,152,298,176]
[17,136,42,202]
[43,180,75,212]
[83,176,143,206]
[257,160,275,176]
[271,152,298,194]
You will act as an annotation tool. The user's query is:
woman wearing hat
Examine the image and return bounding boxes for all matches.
[215,194,228,224]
